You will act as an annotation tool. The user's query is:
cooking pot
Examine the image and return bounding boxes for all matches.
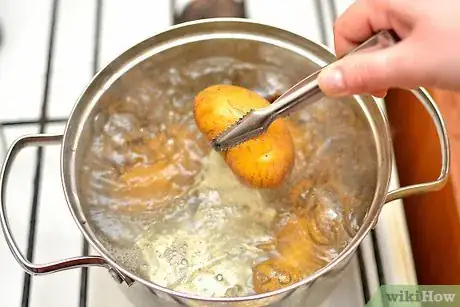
[0,18,450,306]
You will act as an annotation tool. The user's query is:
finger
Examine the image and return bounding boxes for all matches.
[333,0,381,56]
[317,40,420,96]
[333,0,416,57]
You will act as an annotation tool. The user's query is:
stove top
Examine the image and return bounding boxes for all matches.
[0,0,416,306]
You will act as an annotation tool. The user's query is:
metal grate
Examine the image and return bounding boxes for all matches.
[0,1,416,306]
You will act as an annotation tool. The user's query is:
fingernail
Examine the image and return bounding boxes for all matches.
[372,90,387,98]
[318,66,347,96]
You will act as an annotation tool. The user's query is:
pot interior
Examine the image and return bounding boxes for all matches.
[67,20,386,300]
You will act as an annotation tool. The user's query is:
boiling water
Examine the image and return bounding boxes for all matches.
[79,56,377,297]
[136,151,277,296]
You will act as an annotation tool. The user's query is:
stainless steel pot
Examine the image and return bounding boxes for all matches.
[0,18,450,307]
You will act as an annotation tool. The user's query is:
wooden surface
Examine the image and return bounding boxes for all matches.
[385,88,460,284]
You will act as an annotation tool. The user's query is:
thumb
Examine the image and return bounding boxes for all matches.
[317,42,417,97]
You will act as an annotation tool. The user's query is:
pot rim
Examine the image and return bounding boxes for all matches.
[61,17,392,303]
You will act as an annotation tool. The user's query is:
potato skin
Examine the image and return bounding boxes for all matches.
[110,123,209,212]
[193,84,295,188]
[252,257,303,293]
[252,212,327,294]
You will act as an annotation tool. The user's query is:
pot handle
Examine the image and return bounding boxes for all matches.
[0,133,109,275]
[384,87,450,203]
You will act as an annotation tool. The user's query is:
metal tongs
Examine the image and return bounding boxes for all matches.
[211,30,401,151]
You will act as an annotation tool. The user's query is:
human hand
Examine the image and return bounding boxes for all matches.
[317,0,460,97]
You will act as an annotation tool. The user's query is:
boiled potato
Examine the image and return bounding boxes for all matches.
[277,214,328,270]
[193,84,295,188]
[290,179,358,246]
[111,123,209,212]
[252,257,303,293]
[116,161,180,197]
[252,212,327,293]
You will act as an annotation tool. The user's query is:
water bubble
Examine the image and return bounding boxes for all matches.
[255,272,270,284]
[278,272,291,284]
[216,274,224,281]
[179,243,187,253]
[225,284,243,297]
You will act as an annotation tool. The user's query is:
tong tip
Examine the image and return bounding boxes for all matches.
[210,138,224,151]
[210,109,269,151]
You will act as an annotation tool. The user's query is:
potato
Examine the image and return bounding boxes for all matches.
[193,84,295,188]
[119,160,173,193]
[111,160,183,212]
[252,212,328,294]
[276,214,327,271]
[290,179,359,246]
[252,257,303,293]
[111,123,209,212]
